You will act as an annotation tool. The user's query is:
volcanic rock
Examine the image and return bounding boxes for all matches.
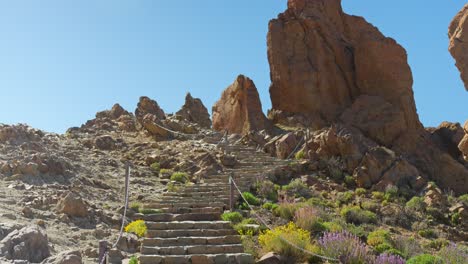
[429,122,465,161]
[449,4,468,91]
[56,192,88,218]
[0,225,50,263]
[267,0,421,138]
[176,93,211,128]
[135,96,166,122]
[212,75,271,135]
[41,250,82,264]
[460,121,468,161]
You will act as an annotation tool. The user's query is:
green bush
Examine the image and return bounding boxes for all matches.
[355,188,367,197]
[294,150,305,160]
[451,212,461,225]
[406,196,425,212]
[340,206,377,225]
[322,221,343,232]
[262,202,278,211]
[418,229,437,239]
[274,202,301,220]
[221,211,243,224]
[130,202,141,211]
[139,208,161,215]
[160,168,173,175]
[283,179,312,199]
[336,191,355,205]
[344,175,356,187]
[129,256,138,264]
[384,185,399,202]
[234,218,265,236]
[361,201,380,212]
[256,180,278,202]
[242,192,260,206]
[407,254,443,264]
[372,191,385,201]
[294,206,326,234]
[367,229,392,247]
[150,162,160,173]
[259,222,318,263]
[458,194,468,205]
[125,220,147,238]
[170,172,189,183]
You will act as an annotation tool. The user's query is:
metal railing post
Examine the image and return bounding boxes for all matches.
[98,240,107,264]
[229,173,234,210]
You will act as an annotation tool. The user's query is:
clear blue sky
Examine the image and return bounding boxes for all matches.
[0,1,466,133]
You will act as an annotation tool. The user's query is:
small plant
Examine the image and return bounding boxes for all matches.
[160,168,173,175]
[130,202,141,211]
[319,231,373,264]
[393,236,422,259]
[384,185,399,202]
[361,201,380,212]
[458,194,468,205]
[150,162,160,173]
[294,206,325,234]
[372,191,385,201]
[373,253,406,264]
[129,256,138,264]
[170,172,189,183]
[262,202,278,211]
[167,182,180,192]
[125,220,147,238]
[336,191,355,205]
[283,179,312,199]
[259,222,317,263]
[438,243,468,264]
[406,254,443,264]
[341,206,377,225]
[139,208,161,215]
[256,180,278,202]
[417,229,437,239]
[406,197,425,212]
[234,218,265,236]
[322,221,344,232]
[294,150,305,160]
[367,229,392,248]
[356,188,367,197]
[274,202,301,220]
[345,175,356,187]
[242,192,260,206]
[221,211,243,224]
[451,212,461,225]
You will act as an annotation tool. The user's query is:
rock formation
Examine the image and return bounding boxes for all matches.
[0,225,50,262]
[135,96,166,122]
[429,122,465,161]
[176,93,212,128]
[268,0,421,139]
[212,75,271,135]
[449,4,468,91]
[460,121,468,162]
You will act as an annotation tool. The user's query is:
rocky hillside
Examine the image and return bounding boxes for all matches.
[0,0,467,263]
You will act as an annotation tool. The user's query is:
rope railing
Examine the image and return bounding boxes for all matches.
[229,176,339,263]
[99,162,131,264]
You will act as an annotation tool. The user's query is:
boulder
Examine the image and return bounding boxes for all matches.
[56,192,88,218]
[275,133,298,159]
[41,250,82,264]
[94,135,117,150]
[459,120,468,162]
[176,93,212,128]
[141,114,170,139]
[449,3,468,91]
[268,0,420,137]
[0,225,50,263]
[96,104,131,120]
[429,121,465,160]
[135,96,165,122]
[257,252,283,264]
[212,75,271,135]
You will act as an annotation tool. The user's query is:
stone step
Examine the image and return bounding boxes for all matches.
[159,195,231,200]
[142,213,221,222]
[148,202,227,209]
[142,235,241,247]
[141,244,245,255]
[139,253,254,264]
[146,221,231,231]
[158,207,223,214]
[146,229,237,238]
[162,191,228,197]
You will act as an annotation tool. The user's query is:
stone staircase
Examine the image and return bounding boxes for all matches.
[138,144,290,264]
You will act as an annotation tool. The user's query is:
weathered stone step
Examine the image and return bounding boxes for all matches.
[158,195,231,201]
[158,207,223,214]
[148,202,227,209]
[163,191,228,197]
[139,253,254,264]
[142,235,241,247]
[146,229,237,238]
[142,213,220,222]
[146,221,231,230]
[141,244,245,255]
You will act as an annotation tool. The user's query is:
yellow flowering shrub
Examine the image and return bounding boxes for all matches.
[125,220,147,238]
[259,222,318,262]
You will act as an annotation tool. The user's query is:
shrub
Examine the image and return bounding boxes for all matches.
[424,238,448,251]
[139,208,161,215]
[406,254,443,264]
[322,221,344,233]
[294,150,305,160]
[242,192,260,206]
[372,191,385,201]
[130,202,141,211]
[451,212,461,225]
[458,194,468,205]
[367,229,392,247]
[438,243,468,264]
[417,229,437,239]
[259,222,316,262]
[274,202,301,220]
[345,175,356,187]
[337,191,355,205]
[125,220,147,238]
[221,211,243,224]
[307,197,334,208]
[356,188,367,197]
[170,172,189,183]
[373,253,406,264]
[384,185,399,202]
[319,231,373,264]
[150,162,160,173]
[262,202,278,211]
[129,256,138,264]
[160,168,173,175]
[256,180,278,202]
[241,234,260,259]
[234,218,265,236]
[406,197,425,212]
[341,206,377,224]
[362,201,380,212]
[283,179,312,199]
[294,206,325,234]
[393,236,422,259]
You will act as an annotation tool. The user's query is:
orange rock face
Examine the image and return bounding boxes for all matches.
[449,4,468,91]
[212,75,271,135]
[176,93,211,129]
[460,121,468,162]
[267,0,421,140]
